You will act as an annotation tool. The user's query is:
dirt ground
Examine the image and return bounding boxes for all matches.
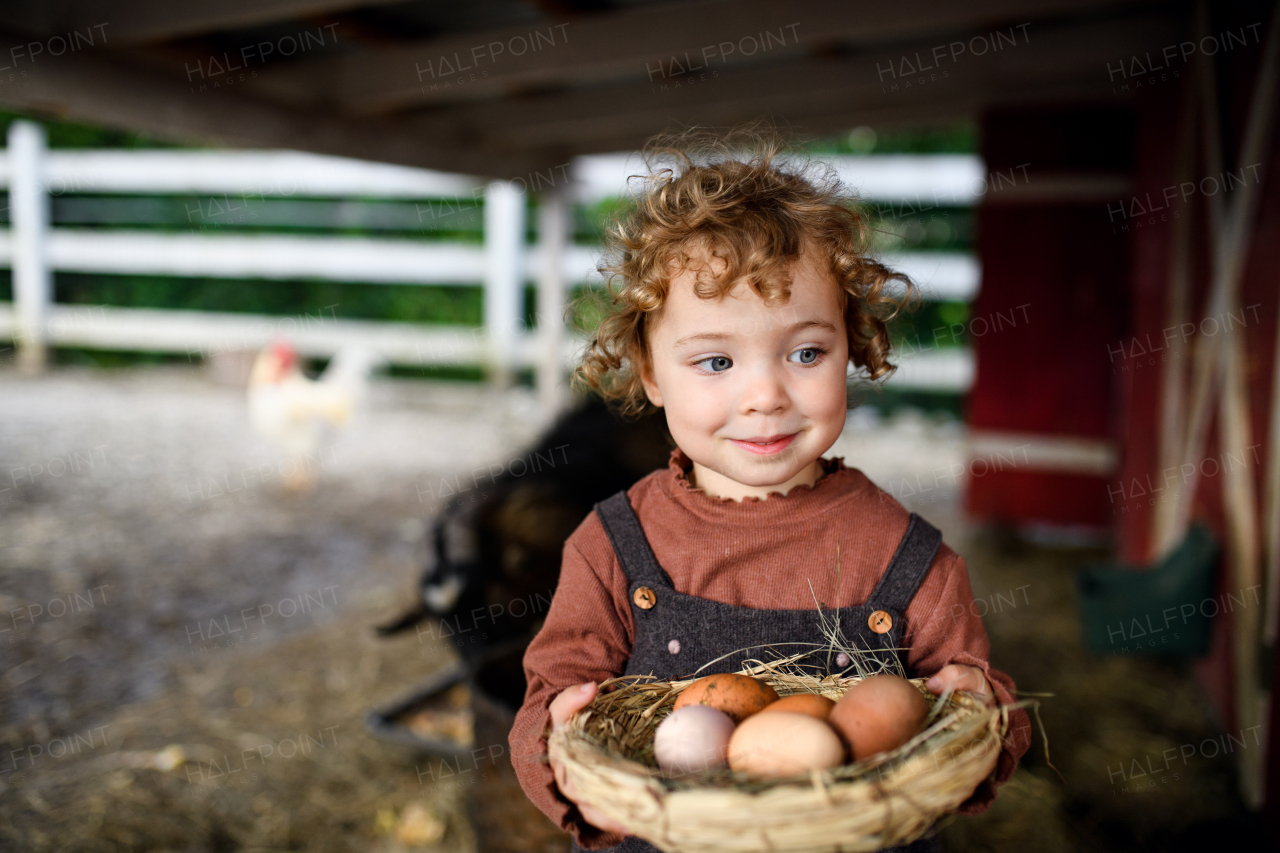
[0,365,1264,852]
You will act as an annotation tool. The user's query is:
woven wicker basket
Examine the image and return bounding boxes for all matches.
[548,665,1005,853]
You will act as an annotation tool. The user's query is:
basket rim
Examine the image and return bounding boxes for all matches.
[547,670,1008,853]
[550,670,1006,793]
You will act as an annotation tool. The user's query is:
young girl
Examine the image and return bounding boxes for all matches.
[509,133,1030,853]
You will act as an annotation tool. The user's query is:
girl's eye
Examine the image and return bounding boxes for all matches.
[695,356,733,373]
[789,347,823,365]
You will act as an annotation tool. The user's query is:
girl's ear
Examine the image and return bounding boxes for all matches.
[639,360,664,408]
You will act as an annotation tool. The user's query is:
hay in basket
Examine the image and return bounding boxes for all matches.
[548,645,1009,853]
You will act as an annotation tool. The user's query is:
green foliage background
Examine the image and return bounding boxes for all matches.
[0,109,975,400]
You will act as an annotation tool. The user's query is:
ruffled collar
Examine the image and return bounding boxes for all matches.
[664,447,854,506]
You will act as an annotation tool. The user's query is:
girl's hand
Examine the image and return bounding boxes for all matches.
[548,682,629,835]
[926,664,996,707]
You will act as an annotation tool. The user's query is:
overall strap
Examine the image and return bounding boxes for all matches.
[866,513,943,613]
[593,491,675,590]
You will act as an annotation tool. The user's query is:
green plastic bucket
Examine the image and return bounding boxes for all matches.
[1078,524,1220,657]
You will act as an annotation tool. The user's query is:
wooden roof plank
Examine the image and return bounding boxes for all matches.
[1,0,389,46]
[0,31,541,177]
[398,11,1178,157]
[262,0,1165,114]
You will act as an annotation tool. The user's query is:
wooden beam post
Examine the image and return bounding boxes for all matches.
[1170,0,1280,809]
[1170,2,1280,544]
[9,120,51,373]
[536,185,569,413]
[1152,87,1197,560]
[484,180,525,387]
[1264,294,1280,648]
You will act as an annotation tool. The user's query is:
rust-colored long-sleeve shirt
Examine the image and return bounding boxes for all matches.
[510,451,1031,849]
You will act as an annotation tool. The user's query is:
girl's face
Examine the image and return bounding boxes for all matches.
[640,246,850,501]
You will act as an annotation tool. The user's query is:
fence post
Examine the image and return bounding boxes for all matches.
[10,120,50,372]
[484,180,525,387]
[537,185,568,412]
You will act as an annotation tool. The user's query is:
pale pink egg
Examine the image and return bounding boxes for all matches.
[653,705,736,777]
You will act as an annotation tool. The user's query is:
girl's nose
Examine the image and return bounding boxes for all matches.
[737,365,790,415]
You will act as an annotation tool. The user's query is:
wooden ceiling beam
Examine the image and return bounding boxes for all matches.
[261,0,1166,114]
[0,32,544,178]
[0,1,387,46]
[399,11,1179,159]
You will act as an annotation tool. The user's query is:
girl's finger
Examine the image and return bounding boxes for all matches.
[926,665,994,705]
[925,666,962,693]
[550,682,598,729]
[950,667,996,706]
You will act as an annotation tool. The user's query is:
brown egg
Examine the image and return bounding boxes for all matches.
[760,693,835,720]
[728,711,845,777]
[673,674,779,724]
[828,674,930,760]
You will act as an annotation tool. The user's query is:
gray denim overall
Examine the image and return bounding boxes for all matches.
[571,491,945,853]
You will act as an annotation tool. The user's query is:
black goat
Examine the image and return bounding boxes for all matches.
[378,397,671,662]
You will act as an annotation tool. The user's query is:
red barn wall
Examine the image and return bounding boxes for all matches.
[967,108,1132,529]
[979,9,1280,815]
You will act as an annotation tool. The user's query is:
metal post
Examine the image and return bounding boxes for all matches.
[484,180,525,387]
[537,186,568,412]
[10,121,50,373]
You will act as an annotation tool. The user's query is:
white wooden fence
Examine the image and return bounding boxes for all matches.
[0,120,980,407]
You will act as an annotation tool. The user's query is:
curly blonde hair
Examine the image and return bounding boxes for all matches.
[574,127,916,417]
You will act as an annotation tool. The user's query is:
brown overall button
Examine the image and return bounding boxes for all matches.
[868,610,893,634]
[633,586,657,609]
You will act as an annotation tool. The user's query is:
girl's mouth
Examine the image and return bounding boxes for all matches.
[728,434,797,456]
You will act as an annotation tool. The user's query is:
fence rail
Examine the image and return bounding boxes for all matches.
[0,302,972,383]
[1,149,484,198]
[0,229,977,296]
[0,120,981,404]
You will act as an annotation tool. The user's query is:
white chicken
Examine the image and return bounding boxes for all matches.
[247,339,382,490]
